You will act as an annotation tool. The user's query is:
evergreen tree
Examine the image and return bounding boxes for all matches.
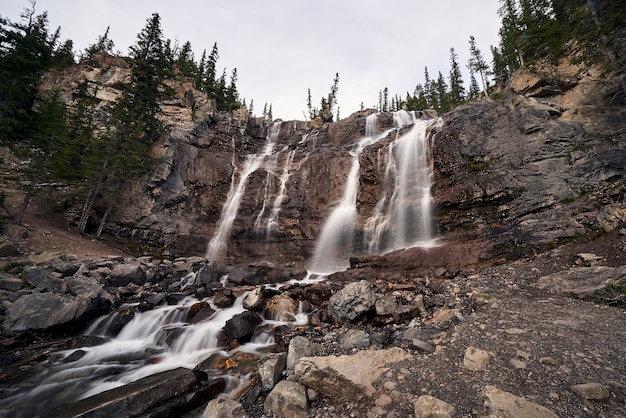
[436,71,450,112]
[327,72,340,115]
[448,47,465,107]
[0,4,56,143]
[468,72,481,98]
[467,35,490,99]
[84,26,115,58]
[175,40,196,78]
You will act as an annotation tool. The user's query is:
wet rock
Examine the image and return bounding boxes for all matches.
[328,280,377,323]
[48,367,200,418]
[258,352,287,391]
[462,346,490,371]
[264,294,298,321]
[482,385,559,418]
[202,398,248,418]
[264,380,308,418]
[414,395,456,418]
[223,311,262,342]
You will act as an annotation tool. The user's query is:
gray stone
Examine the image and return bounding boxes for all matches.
[571,383,610,401]
[0,274,23,292]
[258,352,287,391]
[412,339,436,353]
[264,380,308,418]
[375,295,397,316]
[482,385,559,418]
[534,266,626,301]
[295,348,412,400]
[202,398,248,418]
[107,263,146,287]
[47,367,199,418]
[242,287,265,311]
[414,395,456,418]
[223,311,262,342]
[4,293,79,332]
[328,280,377,323]
[462,346,490,371]
[287,336,312,369]
[339,329,370,350]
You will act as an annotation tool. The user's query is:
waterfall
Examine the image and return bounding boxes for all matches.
[206,122,282,262]
[309,111,440,275]
[308,114,392,274]
[364,113,440,253]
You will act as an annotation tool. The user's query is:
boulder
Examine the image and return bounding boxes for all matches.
[328,280,377,323]
[223,311,262,342]
[534,266,626,302]
[258,352,287,391]
[264,380,308,418]
[3,292,102,333]
[47,367,200,418]
[295,347,412,400]
[414,395,456,418]
[107,263,146,287]
[462,346,490,371]
[287,336,313,369]
[202,398,248,418]
[482,385,559,418]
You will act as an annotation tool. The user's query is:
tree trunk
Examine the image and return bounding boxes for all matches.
[78,187,97,233]
[95,205,111,237]
[15,192,31,225]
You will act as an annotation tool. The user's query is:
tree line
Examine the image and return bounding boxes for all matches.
[373,0,624,115]
[0,3,243,233]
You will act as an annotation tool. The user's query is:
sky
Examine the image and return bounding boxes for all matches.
[2,0,503,121]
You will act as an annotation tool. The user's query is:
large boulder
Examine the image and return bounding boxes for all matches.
[295,347,412,401]
[328,280,377,323]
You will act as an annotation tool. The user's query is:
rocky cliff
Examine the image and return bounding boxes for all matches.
[37,54,626,271]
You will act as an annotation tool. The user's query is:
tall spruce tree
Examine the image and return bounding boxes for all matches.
[467,35,490,99]
[448,47,466,108]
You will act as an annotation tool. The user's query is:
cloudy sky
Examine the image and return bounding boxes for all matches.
[3,0,503,120]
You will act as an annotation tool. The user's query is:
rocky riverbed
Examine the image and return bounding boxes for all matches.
[1,225,625,418]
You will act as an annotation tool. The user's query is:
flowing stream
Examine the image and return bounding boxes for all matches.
[0,292,307,417]
[0,111,441,416]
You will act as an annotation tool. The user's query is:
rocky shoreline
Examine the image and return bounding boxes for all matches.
[1,233,625,417]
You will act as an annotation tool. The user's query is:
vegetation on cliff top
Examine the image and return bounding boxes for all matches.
[0,0,624,235]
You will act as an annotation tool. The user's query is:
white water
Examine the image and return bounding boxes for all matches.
[308,111,439,275]
[0,290,301,416]
[308,114,393,274]
[364,112,441,253]
[206,123,282,262]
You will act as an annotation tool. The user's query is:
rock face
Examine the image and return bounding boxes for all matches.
[36,55,626,272]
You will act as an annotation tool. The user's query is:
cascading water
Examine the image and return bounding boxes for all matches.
[308,114,393,274]
[0,292,302,417]
[206,123,282,263]
[308,111,440,275]
[364,112,441,253]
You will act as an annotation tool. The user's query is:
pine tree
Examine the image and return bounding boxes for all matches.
[467,35,490,99]
[84,26,115,58]
[175,40,196,78]
[436,71,450,112]
[0,4,56,143]
[468,72,481,98]
[448,47,465,108]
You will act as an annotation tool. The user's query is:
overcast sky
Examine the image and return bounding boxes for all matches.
[3,0,503,120]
